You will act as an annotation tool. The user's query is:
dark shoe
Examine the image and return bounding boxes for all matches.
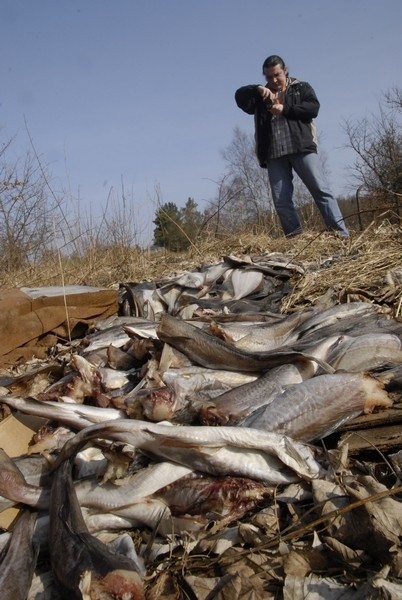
[285,229,303,238]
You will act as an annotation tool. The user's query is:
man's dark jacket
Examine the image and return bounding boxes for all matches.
[235,78,320,168]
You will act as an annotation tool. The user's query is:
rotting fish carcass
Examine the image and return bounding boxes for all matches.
[69,354,140,408]
[296,308,402,344]
[240,371,392,442]
[80,323,132,353]
[291,301,383,340]
[317,332,402,373]
[156,313,331,373]
[0,449,50,510]
[53,419,323,485]
[155,473,272,528]
[0,396,126,429]
[49,455,145,599]
[132,364,259,423]
[198,363,304,425]
[0,446,271,535]
[209,309,315,352]
[0,510,38,600]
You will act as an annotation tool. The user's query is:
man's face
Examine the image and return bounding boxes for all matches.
[263,64,287,91]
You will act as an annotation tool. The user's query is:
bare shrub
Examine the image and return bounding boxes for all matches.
[342,86,402,220]
[0,143,68,274]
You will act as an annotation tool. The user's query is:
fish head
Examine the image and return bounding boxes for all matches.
[138,387,177,422]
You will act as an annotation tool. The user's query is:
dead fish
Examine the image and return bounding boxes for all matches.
[293,302,381,340]
[106,533,145,576]
[86,478,262,537]
[54,419,322,485]
[0,362,63,392]
[193,311,285,323]
[28,424,76,458]
[199,364,304,425]
[170,270,209,289]
[0,531,11,555]
[122,322,159,340]
[224,268,264,300]
[36,368,89,403]
[157,313,331,373]
[74,446,109,480]
[73,354,139,398]
[162,365,258,389]
[105,344,139,371]
[132,387,182,422]
[135,365,260,422]
[0,444,135,513]
[27,569,63,600]
[319,333,402,373]
[0,459,190,536]
[0,450,180,530]
[210,309,315,352]
[82,498,179,536]
[49,456,145,599]
[158,280,210,313]
[0,448,50,509]
[223,253,304,277]
[156,473,271,526]
[0,511,39,600]
[39,353,131,405]
[297,310,402,344]
[122,338,156,365]
[80,324,132,353]
[10,453,52,486]
[92,314,157,331]
[122,281,166,320]
[75,461,193,513]
[291,335,344,377]
[156,285,186,315]
[240,371,392,442]
[177,303,201,319]
[172,281,284,315]
[198,260,233,285]
[0,396,125,429]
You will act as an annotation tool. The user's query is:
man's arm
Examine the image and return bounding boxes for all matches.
[282,82,320,121]
[235,85,264,115]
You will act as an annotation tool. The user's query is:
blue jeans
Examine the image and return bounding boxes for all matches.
[267,152,349,237]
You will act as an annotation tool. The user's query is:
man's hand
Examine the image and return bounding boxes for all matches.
[257,85,275,104]
[257,86,284,115]
[270,103,284,116]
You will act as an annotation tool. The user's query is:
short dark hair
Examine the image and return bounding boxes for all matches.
[262,55,287,74]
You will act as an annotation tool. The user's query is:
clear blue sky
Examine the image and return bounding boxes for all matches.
[1,0,401,243]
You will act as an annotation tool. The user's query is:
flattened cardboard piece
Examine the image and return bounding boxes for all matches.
[0,413,46,530]
[0,286,118,366]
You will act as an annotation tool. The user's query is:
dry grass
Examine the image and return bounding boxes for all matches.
[1,221,401,314]
[281,222,402,313]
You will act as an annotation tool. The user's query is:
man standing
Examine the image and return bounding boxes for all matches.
[235,55,349,237]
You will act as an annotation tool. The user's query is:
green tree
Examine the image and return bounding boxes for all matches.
[181,197,202,239]
[153,199,203,250]
[152,201,183,250]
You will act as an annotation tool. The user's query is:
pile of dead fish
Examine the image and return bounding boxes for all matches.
[1,252,402,598]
